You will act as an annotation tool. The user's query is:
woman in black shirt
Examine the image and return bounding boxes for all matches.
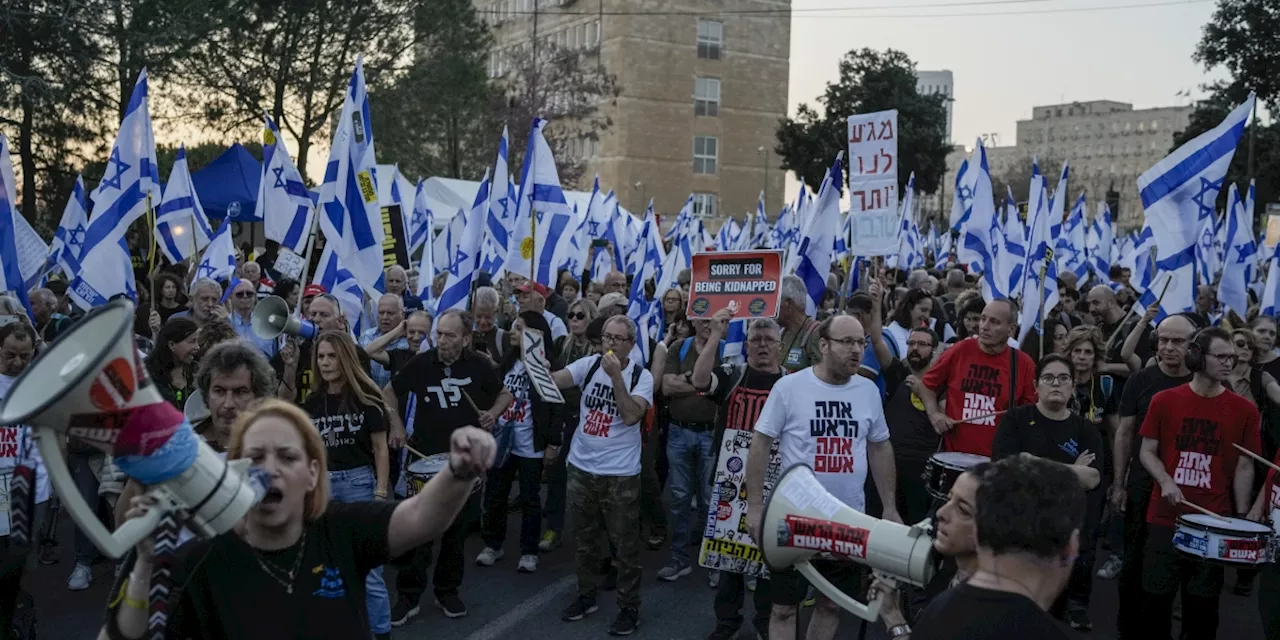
[104,399,495,640]
[144,317,200,410]
[153,273,187,324]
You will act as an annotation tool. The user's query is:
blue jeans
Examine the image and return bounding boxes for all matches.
[665,424,714,566]
[329,466,391,634]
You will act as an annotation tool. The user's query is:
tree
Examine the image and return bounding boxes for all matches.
[370,0,497,181]
[497,43,620,188]
[775,48,950,196]
[1195,0,1280,110]
[990,154,1067,206]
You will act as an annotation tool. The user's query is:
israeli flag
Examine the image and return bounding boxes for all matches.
[0,136,33,316]
[48,175,89,279]
[1088,203,1115,283]
[791,153,843,316]
[571,176,605,273]
[506,118,575,287]
[626,205,667,363]
[1000,187,1027,299]
[949,158,973,233]
[480,127,512,278]
[258,113,315,255]
[434,209,466,276]
[1062,193,1090,284]
[414,192,435,305]
[1219,181,1257,320]
[1138,95,1253,318]
[716,217,741,252]
[1048,163,1071,257]
[615,197,644,275]
[408,180,433,256]
[1120,224,1156,295]
[750,193,770,249]
[1261,242,1280,318]
[957,140,1002,301]
[70,70,158,309]
[1195,210,1221,288]
[438,170,490,313]
[318,57,384,293]
[890,174,919,269]
[155,145,213,264]
[771,203,795,253]
[1018,175,1059,344]
[313,242,366,333]
[664,198,692,243]
[194,217,236,283]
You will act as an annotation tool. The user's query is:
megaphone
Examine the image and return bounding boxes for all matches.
[0,299,265,558]
[251,295,317,341]
[762,464,937,622]
[184,388,210,425]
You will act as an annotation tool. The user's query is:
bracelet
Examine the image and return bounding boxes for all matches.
[888,623,911,638]
[448,455,478,482]
[110,578,149,610]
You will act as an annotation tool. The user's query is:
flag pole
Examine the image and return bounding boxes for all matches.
[1036,249,1051,362]
[293,206,322,316]
[147,193,158,308]
[530,207,537,284]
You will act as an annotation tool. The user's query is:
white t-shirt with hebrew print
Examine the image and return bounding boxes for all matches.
[565,355,654,477]
[754,368,890,512]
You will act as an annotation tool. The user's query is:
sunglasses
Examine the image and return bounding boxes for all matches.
[568,312,588,320]
[234,291,256,299]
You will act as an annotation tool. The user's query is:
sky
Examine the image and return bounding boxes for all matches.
[782,0,1221,200]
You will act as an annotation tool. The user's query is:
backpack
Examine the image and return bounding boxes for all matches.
[584,355,644,396]
[678,337,726,364]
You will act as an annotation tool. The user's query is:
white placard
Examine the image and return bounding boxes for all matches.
[698,428,781,577]
[274,247,307,280]
[520,328,564,403]
[847,110,900,257]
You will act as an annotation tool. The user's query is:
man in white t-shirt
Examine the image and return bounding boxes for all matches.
[550,315,652,637]
[746,315,900,640]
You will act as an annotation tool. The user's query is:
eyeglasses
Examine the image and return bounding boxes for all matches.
[234,291,255,299]
[567,312,587,320]
[1038,373,1074,386]
[906,340,932,349]
[747,337,779,346]
[602,333,633,344]
[825,336,867,349]
[1207,352,1238,366]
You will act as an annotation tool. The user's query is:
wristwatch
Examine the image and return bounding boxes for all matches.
[888,623,911,638]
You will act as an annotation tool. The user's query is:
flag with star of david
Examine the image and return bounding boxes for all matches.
[259,112,315,255]
[505,118,575,287]
[194,217,236,283]
[155,145,214,264]
[437,169,489,313]
[48,174,89,279]
[408,179,433,257]
[1219,181,1256,320]
[1138,93,1254,319]
[479,127,512,278]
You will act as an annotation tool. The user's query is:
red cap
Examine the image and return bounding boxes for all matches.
[303,284,327,298]
[516,282,550,299]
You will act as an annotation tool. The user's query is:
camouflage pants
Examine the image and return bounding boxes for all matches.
[567,464,642,608]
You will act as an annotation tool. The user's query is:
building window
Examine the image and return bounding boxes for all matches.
[697,20,723,59]
[692,192,718,217]
[695,77,720,116]
[1151,119,1159,131]
[693,136,718,174]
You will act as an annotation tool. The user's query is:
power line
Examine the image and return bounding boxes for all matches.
[483,0,1209,19]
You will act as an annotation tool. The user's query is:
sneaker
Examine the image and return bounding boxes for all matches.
[518,554,538,573]
[1095,554,1122,579]
[602,565,619,591]
[608,606,640,636]
[802,586,816,607]
[476,546,504,566]
[708,570,720,589]
[435,592,467,618]
[657,561,692,582]
[746,577,757,592]
[707,622,738,640]
[561,595,599,621]
[67,563,91,591]
[37,543,58,566]
[539,530,561,552]
[390,597,420,626]
[1065,608,1092,631]
[647,532,666,550]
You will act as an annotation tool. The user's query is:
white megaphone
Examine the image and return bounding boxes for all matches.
[0,300,265,558]
[184,388,210,425]
[762,464,937,622]
[251,295,317,341]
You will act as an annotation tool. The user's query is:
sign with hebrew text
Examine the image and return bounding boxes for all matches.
[847,110,899,257]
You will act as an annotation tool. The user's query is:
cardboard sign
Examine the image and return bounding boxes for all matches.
[687,251,783,319]
[273,247,307,280]
[698,427,781,577]
[847,110,900,257]
[381,204,410,269]
[520,328,564,403]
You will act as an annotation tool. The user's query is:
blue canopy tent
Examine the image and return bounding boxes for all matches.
[190,143,263,221]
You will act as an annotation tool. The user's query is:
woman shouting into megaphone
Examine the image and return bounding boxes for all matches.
[100,400,496,640]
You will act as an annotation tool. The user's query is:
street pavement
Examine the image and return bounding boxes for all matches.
[25,506,1269,639]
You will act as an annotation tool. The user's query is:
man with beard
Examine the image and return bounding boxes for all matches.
[881,323,942,524]
[1110,314,1194,640]
[747,315,900,640]
[691,309,784,640]
[1088,287,1147,376]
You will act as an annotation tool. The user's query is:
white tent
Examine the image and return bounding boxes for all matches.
[421,176,637,227]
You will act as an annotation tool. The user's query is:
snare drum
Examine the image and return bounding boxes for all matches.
[405,454,481,497]
[1172,514,1271,566]
[922,452,989,500]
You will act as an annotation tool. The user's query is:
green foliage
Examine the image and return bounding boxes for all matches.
[774,48,951,196]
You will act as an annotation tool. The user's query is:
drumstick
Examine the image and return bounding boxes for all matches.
[1233,443,1280,474]
[1181,499,1231,523]
[961,409,1008,423]
[404,444,431,461]
[460,389,483,417]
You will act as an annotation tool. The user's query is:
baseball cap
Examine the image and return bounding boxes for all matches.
[303,284,327,298]
[597,292,628,310]
[516,282,550,299]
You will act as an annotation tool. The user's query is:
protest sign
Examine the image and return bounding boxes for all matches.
[847,110,900,257]
[380,204,410,268]
[687,250,783,320]
[698,427,781,577]
[273,247,307,281]
[520,328,564,403]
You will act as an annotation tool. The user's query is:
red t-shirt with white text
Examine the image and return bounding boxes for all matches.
[1139,384,1262,527]
[1264,450,1280,525]
[921,338,1038,457]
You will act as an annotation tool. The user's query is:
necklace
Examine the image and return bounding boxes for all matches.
[252,528,308,594]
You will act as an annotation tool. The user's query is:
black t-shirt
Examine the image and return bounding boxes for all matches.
[882,360,939,462]
[1071,375,1119,425]
[384,348,416,377]
[706,363,784,478]
[303,393,387,471]
[1118,364,1192,484]
[273,342,372,403]
[992,405,1104,471]
[162,501,397,640]
[391,349,502,455]
[913,583,1070,640]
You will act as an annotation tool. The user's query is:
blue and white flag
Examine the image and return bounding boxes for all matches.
[664,197,693,243]
[791,153,843,316]
[408,180,433,256]
[626,205,667,364]
[0,135,33,316]
[750,193,770,249]
[1062,193,1089,283]
[716,217,742,252]
[957,140,1001,300]
[414,193,436,306]
[949,158,973,233]
[318,57,384,293]
[1219,182,1256,320]
[313,242,366,333]
[194,217,236,283]
[48,175,89,279]
[1260,241,1280,318]
[438,171,490,313]
[258,113,315,255]
[506,118,575,287]
[1120,224,1156,295]
[70,70,159,309]
[1048,163,1070,258]
[155,145,213,264]
[890,174,920,270]
[1017,175,1059,344]
[1195,209,1221,288]
[1000,186,1026,299]
[571,177,604,274]
[480,127,512,278]
[434,209,466,276]
[1088,203,1115,283]
[1138,93,1253,318]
